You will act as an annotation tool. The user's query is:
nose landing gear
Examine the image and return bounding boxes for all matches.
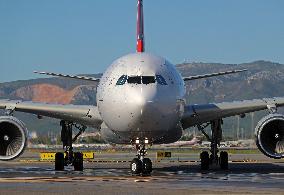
[130,139,152,175]
[198,119,229,170]
[55,121,86,171]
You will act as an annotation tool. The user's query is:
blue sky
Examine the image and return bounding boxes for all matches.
[0,0,284,82]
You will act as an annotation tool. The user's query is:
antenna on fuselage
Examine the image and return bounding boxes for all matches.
[136,0,145,53]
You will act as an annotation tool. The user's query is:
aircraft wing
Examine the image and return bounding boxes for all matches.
[183,69,247,81]
[0,99,103,128]
[33,71,100,82]
[181,97,284,129]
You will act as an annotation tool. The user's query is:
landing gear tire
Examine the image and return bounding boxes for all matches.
[131,158,142,175]
[55,152,64,171]
[209,154,214,164]
[73,152,84,171]
[142,158,152,174]
[198,119,230,171]
[219,151,228,170]
[200,151,210,170]
[57,121,86,172]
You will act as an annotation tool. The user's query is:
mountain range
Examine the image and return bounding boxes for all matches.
[1,60,284,139]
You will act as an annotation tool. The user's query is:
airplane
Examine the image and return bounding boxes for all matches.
[160,137,202,147]
[0,0,284,175]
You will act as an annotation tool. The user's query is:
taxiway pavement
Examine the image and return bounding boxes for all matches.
[0,150,283,195]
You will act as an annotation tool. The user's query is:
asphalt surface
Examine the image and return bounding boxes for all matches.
[0,150,283,195]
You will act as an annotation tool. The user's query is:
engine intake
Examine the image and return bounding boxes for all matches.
[0,116,28,160]
[256,114,284,159]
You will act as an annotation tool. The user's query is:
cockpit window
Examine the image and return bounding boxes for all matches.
[116,75,127,85]
[116,75,167,86]
[142,76,155,84]
[127,76,141,84]
[156,75,168,85]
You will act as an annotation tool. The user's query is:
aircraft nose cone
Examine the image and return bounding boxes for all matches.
[103,86,180,137]
[129,90,173,131]
[128,88,156,108]
[137,94,153,108]
[138,91,157,110]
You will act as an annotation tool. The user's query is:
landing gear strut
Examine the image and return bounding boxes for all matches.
[55,121,86,171]
[198,119,228,170]
[130,139,152,175]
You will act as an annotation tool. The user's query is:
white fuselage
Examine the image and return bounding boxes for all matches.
[97,53,186,144]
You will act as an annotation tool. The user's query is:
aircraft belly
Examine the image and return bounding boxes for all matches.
[105,101,178,131]
[99,96,182,144]
[101,124,182,144]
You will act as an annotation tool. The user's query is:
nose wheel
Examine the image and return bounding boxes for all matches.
[130,141,152,175]
[142,158,152,174]
[130,158,142,174]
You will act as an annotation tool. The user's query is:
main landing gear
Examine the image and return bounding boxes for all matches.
[130,139,152,175]
[198,119,228,171]
[55,121,86,171]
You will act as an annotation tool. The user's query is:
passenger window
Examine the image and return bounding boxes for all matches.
[116,75,127,85]
[156,75,168,85]
[142,76,155,84]
[127,76,141,84]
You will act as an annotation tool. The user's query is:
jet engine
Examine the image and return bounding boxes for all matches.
[0,116,28,160]
[255,114,284,159]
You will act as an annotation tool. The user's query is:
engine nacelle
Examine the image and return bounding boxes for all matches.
[255,114,284,159]
[0,116,28,160]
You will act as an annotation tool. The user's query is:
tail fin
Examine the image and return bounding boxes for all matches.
[136,0,145,53]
